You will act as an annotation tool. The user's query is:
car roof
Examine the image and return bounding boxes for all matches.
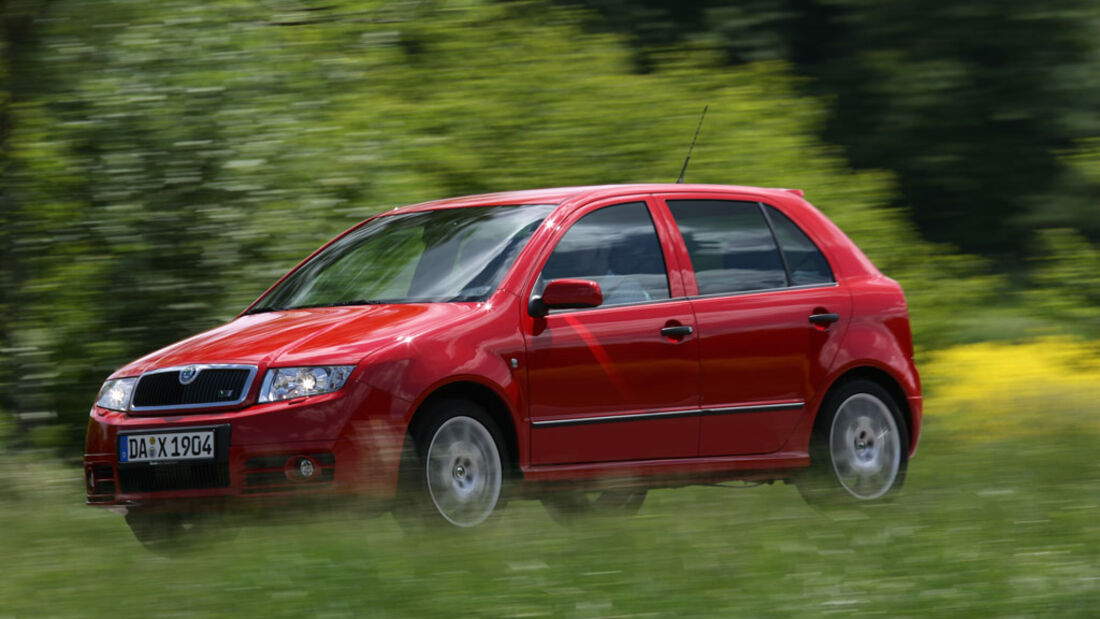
[389,184,805,213]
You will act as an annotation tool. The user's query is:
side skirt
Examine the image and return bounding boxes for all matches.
[520,451,809,489]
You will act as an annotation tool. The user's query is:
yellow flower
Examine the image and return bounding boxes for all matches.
[924,337,1100,441]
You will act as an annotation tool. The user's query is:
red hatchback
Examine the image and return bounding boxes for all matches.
[85,184,921,542]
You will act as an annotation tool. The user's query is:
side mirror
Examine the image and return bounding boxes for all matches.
[528,279,603,318]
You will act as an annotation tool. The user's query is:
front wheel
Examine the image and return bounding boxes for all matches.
[395,400,508,529]
[798,379,909,507]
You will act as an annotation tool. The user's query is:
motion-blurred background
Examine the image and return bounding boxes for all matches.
[1,1,1097,616]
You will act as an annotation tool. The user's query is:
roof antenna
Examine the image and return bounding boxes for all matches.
[676,105,708,184]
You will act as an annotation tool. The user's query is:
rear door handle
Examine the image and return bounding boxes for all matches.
[808,313,840,325]
[661,325,694,337]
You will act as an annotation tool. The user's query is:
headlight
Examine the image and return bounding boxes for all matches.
[96,378,137,411]
[258,366,355,403]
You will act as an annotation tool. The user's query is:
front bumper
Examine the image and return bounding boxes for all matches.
[84,383,408,507]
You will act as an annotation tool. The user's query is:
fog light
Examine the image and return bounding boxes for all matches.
[285,456,318,482]
[299,458,315,479]
[86,469,95,493]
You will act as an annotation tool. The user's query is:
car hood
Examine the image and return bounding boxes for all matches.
[114,303,486,377]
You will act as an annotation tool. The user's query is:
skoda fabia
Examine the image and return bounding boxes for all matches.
[85,184,921,545]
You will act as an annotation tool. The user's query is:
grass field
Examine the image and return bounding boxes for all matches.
[2,341,1098,617]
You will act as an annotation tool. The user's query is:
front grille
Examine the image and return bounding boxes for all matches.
[118,462,230,493]
[132,366,255,410]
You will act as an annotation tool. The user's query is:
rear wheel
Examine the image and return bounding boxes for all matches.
[394,399,508,529]
[541,488,647,527]
[798,379,908,507]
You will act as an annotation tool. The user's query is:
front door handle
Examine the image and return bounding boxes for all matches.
[661,325,694,338]
[809,313,840,325]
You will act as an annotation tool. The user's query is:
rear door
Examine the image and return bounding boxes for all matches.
[525,197,701,465]
[657,194,850,456]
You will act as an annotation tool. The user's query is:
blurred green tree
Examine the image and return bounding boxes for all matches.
[2,0,56,444]
[1029,229,1100,325]
[551,0,1100,257]
[0,0,1001,451]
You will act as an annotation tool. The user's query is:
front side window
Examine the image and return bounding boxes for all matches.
[667,200,787,294]
[536,202,670,306]
[252,204,554,311]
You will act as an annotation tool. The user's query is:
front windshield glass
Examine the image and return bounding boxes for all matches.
[252,204,554,311]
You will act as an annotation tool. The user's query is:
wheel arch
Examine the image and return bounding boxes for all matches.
[406,379,522,480]
[818,365,915,453]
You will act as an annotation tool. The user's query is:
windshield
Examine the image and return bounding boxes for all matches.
[250,204,554,312]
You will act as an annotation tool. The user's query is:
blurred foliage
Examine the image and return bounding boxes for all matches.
[1028,229,1100,324]
[923,337,1100,440]
[0,0,1095,451]
[553,0,1100,257]
[0,407,11,452]
[0,6,1098,610]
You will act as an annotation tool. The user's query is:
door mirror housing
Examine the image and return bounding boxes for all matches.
[529,279,603,317]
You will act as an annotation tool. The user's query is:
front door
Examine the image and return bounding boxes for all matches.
[525,199,700,465]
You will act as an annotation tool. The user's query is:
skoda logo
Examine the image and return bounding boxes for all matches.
[178,365,200,385]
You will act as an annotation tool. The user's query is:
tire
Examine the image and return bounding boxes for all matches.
[541,488,647,527]
[797,379,909,507]
[394,399,509,529]
[125,509,237,556]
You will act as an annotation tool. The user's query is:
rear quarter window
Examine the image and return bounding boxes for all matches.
[764,205,834,286]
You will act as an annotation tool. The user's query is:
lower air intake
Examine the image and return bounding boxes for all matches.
[118,462,229,493]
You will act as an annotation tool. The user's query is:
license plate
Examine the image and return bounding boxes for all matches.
[119,429,215,463]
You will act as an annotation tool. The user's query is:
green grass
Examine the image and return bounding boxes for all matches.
[2,418,1098,617]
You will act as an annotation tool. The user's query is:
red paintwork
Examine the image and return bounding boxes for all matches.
[526,298,700,464]
[85,184,921,509]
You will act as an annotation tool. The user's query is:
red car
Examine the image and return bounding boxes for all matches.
[85,184,921,543]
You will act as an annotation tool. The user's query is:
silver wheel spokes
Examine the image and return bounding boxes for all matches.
[426,416,502,527]
[829,393,901,500]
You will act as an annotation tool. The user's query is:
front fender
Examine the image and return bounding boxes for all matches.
[353,296,528,460]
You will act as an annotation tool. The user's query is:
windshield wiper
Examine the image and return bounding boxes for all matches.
[285,300,391,310]
[329,299,389,307]
[245,305,283,315]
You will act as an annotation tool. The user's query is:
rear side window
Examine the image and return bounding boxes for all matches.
[537,202,670,306]
[667,200,787,294]
[765,205,834,286]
